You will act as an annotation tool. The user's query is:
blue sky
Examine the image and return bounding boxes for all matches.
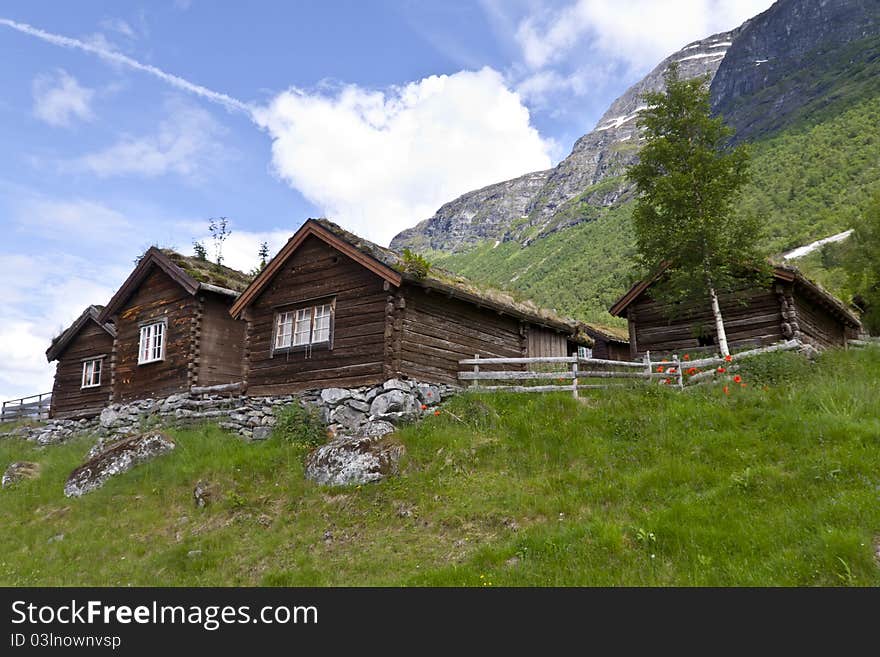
[0,0,772,401]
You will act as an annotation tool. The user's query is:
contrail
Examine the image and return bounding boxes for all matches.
[0,17,253,116]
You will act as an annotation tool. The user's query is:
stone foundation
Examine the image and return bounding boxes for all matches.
[0,379,459,446]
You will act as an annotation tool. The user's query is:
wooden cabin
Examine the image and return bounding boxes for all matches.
[582,324,631,361]
[45,305,116,419]
[97,248,251,403]
[609,264,861,358]
[230,219,591,394]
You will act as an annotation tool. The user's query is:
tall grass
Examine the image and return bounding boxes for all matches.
[1,347,878,586]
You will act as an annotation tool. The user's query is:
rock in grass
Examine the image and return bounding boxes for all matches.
[2,461,41,488]
[305,435,405,487]
[64,432,175,498]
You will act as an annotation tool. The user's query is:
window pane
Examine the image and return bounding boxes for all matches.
[82,362,90,387]
[275,312,293,349]
[93,360,101,385]
[312,304,331,343]
[293,308,311,346]
[139,326,150,362]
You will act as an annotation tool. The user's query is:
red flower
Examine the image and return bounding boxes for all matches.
[683,354,690,361]
[717,366,726,373]
[657,366,664,373]
[733,375,742,383]
[740,383,747,388]
[687,367,697,375]
[723,386,729,395]
[666,367,677,374]
[421,404,427,410]
[725,354,733,362]
[664,378,671,385]
[434,410,441,416]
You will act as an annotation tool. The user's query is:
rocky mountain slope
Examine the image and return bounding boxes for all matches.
[392,29,737,253]
[392,0,880,256]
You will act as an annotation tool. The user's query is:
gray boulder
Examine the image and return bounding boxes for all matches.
[361,420,396,438]
[305,435,405,486]
[382,378,411,392]
[64,432,175,498]
[320,388,351,405]
[2,461,41,488]
[369,389,419,420]
[99,407,119,428]
[329,405,367,432]
[415,384,442,405]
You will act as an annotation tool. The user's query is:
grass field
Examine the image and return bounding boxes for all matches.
[1,347,879,586]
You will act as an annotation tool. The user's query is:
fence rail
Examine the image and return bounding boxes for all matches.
[1,392,52,422]
[848,336,880,348]
[458,340,802,397]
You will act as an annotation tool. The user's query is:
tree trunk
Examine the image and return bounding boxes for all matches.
[709,286,730,357]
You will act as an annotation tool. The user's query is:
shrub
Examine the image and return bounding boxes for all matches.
[400,249,431,280]
[735,350,812,387]
[272,402,326,447]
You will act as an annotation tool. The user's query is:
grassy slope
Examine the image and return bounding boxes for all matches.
[2,347,879,586]
[428,94,880,323]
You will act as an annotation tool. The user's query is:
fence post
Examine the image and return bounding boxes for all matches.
[643,350,652,385]
[673,354,684,390]
[472,354,480,389]
[571,352,578,399]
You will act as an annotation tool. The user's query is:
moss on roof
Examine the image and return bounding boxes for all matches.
[161,250,253,293]
[311,218,589,336]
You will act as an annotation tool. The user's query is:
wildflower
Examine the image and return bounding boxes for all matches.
[717,366,726,373]
[666,367,677,374]
[663,378,671,385]
[723,386,729,395]
[740,383,747,388]
[725,354,733,362]
[733,375,742,383]
[657,366,664,373]
[421,404,427,411]
[687,367,697,376]
[434,410,441,416]
[683,354,690,361]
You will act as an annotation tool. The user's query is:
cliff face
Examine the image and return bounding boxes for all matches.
[711,0,880,141]
[391,0,880,255]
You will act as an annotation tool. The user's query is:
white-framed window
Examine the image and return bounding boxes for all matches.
[578,346,593,359]
[274,302,333,351]
[81,358,103,388]
[138,321,166,364]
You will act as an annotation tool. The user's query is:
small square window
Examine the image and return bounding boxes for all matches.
[138,321,165,364]
[81,358,102,388]
[273,301,334,353]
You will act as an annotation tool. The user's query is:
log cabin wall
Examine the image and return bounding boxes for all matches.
[112,267,195,402]
[197,292,246,387]
[792,288,847,348]
[527,326,569,358]
[49,321,114,419]
[398,286,524,385]
[244,235,389,395]
[628,287,784,356]
[592,338,631,361]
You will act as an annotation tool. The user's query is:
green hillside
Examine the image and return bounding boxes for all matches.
[430,94,880,324]
[2,347,880,586]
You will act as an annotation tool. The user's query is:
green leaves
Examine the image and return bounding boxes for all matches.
[627,63,763,301]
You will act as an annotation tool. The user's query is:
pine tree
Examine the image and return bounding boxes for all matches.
[627,63,764,356]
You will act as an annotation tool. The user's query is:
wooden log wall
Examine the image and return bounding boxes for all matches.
[399,287,524,385]
[793,290,847,348]
[49,320,114,419]
[629,287,785,356]
[112,267,195,402]
[197,292,246,386]
[244,235,388,395]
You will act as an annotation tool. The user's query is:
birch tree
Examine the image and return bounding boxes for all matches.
[627,63,763,356]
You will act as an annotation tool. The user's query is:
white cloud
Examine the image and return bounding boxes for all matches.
[69,99,227,179]
[0,252,122,402]
[15,198,132,245]
[254,67,553,245]
[187,228,293,274]
[32,69,94,127]
[515,0,774,73]
[99,18,135,39]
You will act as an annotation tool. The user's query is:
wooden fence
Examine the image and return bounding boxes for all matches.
[1,392,52,422]
[458,340,802,396]
[848,336,880,348]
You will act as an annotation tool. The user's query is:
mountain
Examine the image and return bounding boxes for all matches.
[391,29,738,253]
[390,0,880,326]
